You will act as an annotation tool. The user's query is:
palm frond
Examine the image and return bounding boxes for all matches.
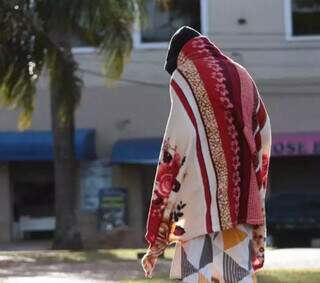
[0,0,83,129]
[0,0,171,130]
[79,0,143,82]
[0,1,46,129]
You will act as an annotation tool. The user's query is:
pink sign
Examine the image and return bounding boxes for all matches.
[272,132,320,156]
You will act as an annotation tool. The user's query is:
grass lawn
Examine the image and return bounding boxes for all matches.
[0,248,143,263]
[121,270,320,283]
[257,270,320,283]
[0,248,175,263]
[1,248,319,282]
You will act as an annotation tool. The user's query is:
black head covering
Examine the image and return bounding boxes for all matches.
[164,26,201,75]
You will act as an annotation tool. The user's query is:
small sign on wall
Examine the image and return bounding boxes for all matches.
[97,188,128,232]
[272,132,320,157]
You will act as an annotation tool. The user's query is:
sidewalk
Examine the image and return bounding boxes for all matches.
[264,248,320,270]
[2,277,113,283]
[0,261,148,282]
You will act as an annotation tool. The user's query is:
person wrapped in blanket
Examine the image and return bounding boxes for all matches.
[141,26,271,283]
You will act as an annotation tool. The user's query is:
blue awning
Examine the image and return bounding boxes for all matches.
[0,129,96,161]
[111,138,162,165]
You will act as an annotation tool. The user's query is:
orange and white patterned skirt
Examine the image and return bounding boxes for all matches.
[170,224,258,283]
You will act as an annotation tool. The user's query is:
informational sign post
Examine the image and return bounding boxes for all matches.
[97,188,128,232]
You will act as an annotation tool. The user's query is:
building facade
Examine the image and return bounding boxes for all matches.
[0,0,319,247]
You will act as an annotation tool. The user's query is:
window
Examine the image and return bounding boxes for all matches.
[71,36,97,54]
[285,0,320,40]
[134,0,208,48]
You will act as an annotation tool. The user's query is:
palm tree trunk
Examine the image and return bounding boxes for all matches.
[50,66,83,250]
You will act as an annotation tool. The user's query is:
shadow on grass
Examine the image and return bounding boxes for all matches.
[0,248,175,265]
[0,249,139,264]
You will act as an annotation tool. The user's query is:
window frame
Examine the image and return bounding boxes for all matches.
[133,0,209,49]
[72,47,97,54]
[284,0,320,41]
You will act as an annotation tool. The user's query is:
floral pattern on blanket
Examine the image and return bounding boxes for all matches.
[147,138,187,249]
